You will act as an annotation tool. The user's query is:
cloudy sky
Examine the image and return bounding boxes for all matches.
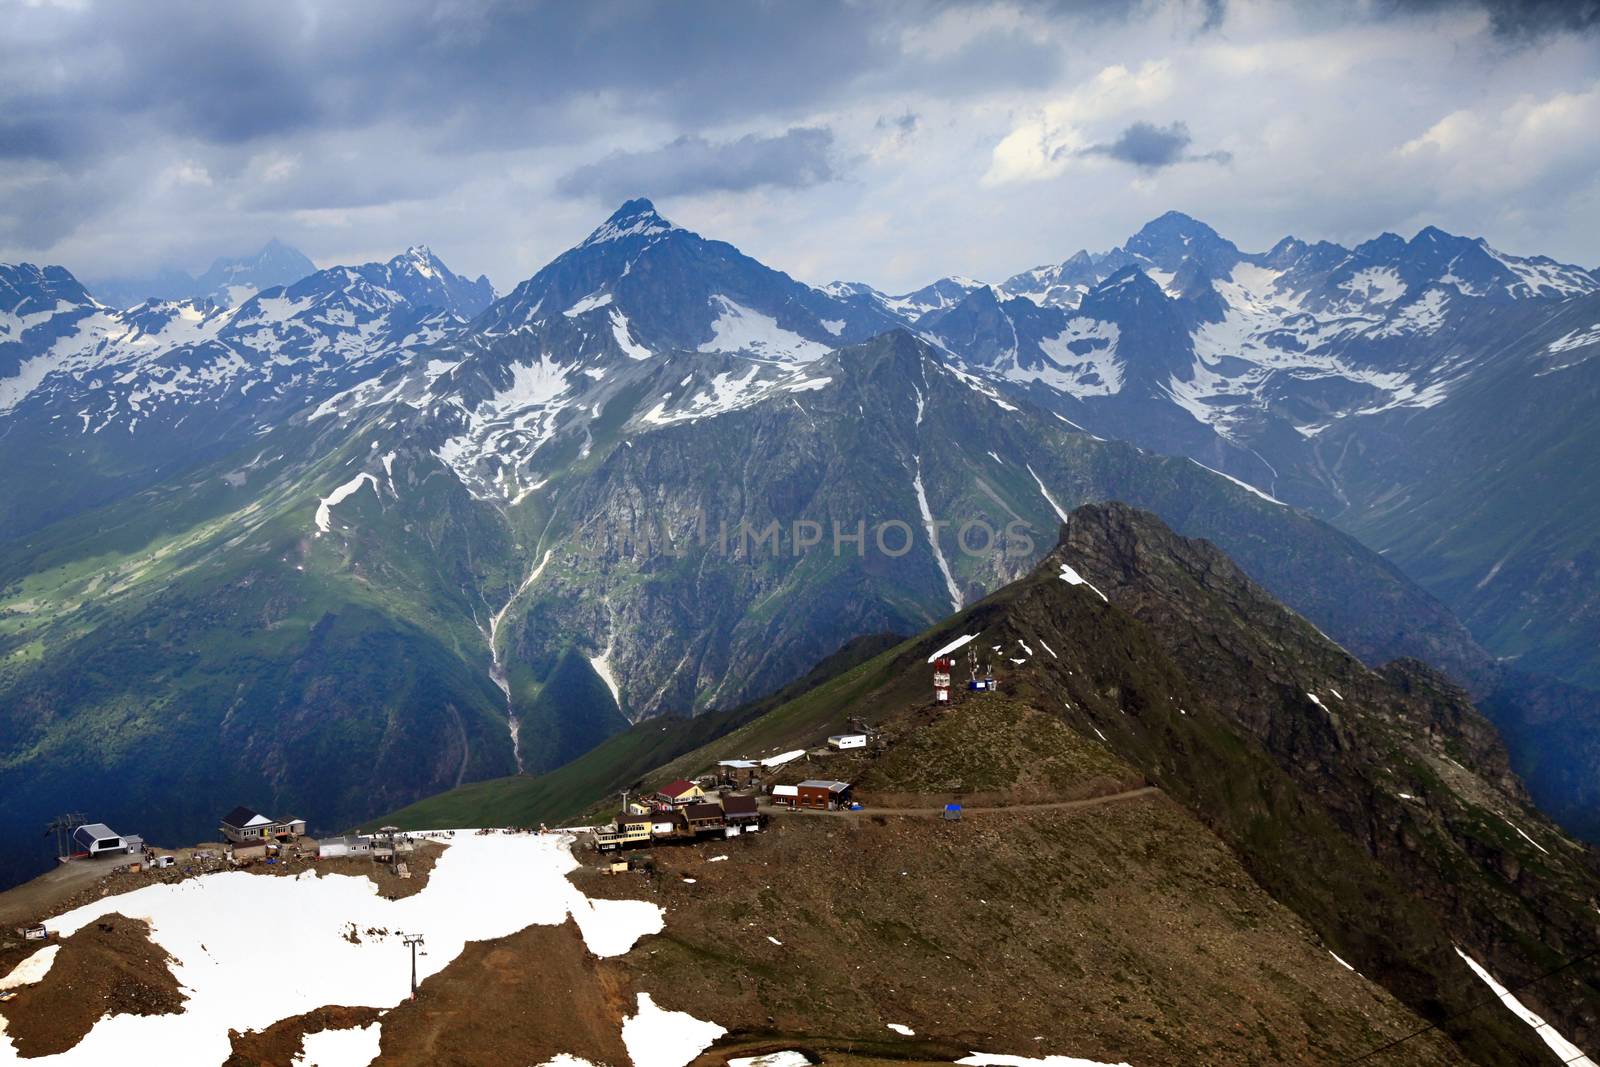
[3,0,1598,294]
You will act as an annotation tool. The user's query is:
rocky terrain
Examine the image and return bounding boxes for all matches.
[397,503,1600,1066]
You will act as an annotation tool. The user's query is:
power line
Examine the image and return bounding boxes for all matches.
[1343,945,1600,1064]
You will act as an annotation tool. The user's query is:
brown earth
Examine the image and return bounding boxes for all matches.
[223,906,638,1067]
[577,799,1465,1067]
[371,919,635,1067]
[0,913,185,1057]
[225,1004,384,1067]
[306,840,446,901]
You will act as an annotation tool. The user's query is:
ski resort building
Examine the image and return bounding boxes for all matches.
[219,806,306,844]
[682,803,727,834]
[828,733,868,750]
[71,823,127,857]
[317,836,371,859]
[655,779,706,806]
[716,759,761,786]
[721,794,761,828]
[592,792,764,850]
[796,780,853,810]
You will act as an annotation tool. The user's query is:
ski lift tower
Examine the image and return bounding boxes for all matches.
[44,812,86,862]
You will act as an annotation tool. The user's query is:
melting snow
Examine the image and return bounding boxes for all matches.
[610,310,653,360]
[1503,818,1550,856]
[0,834,662,1066]
[564,291,614,317]
[914,470,962,613]
[1547,323,1600,355]
[292,1022,381,1066]
[1455,948,1595,1067]
[958,1054,1131,1067]
[589,645,623,709]
[698,296,831,362]
[928,633,979,662]
[887,1023,915,1036]
[1025,319,1123,397]
[1329,951,1357,973]
[0,946,58,990]
[1027,464,1070,522]
[621,993,727,1067]
[1058,563,1108,602]
[1189,460,1284,506]
[728,1053,810,1067]
[314,472,379,534]
[1340,267,1407,305]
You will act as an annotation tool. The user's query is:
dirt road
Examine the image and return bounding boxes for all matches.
[767,784,1161,818]
[0,853,141,928]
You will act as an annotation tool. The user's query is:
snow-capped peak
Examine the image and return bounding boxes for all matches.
[400,245,440,278]
[581,198,678,247]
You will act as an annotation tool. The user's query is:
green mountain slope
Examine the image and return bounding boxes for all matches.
[1,331,1588,890]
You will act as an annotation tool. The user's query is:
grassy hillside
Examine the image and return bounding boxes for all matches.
[375,632,906,830]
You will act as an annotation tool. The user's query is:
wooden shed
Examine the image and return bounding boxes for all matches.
[770,784,799,808]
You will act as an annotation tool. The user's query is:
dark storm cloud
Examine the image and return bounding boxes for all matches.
[558,128,838,202]
[0,2,885,163]
[1080,122,1231,169]
[1381,0,1600,38]
[0,117,81,163]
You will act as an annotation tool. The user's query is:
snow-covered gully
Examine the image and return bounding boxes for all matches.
[912,385,961,613]
[485,548,553,772]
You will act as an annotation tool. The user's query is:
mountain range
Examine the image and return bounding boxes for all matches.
[1,198,1597,888]
[83,239,323,311]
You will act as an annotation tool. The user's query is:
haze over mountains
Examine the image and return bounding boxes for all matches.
[2,198,1598,886]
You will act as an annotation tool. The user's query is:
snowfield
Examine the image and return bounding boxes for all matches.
[0,832,666,1066]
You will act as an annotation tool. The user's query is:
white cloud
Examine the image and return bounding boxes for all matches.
[162,160,213,188]
[983,62,1175,185]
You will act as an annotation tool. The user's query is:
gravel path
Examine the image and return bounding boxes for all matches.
[765,784,1161,818]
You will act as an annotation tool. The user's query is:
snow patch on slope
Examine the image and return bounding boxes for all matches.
[314,472,379,534]
[621,993,727,1067]
[1455,948,1594,1067]
[698,296,832,362]
[0,834,662,1066]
